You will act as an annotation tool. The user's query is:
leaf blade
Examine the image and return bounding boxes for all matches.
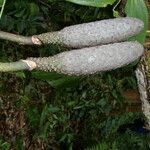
[66,0,116,8]
[125,0,148,43]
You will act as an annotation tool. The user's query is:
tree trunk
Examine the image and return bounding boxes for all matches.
[135,50,150,129]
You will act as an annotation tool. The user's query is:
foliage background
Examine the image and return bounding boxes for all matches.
[0,0,149,150]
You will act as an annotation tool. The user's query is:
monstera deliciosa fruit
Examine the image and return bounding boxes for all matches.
[0,17,145,76]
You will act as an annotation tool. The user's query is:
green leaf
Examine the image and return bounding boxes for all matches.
[47,76,79,88]
[113,10,119,17]
[31,71,79,88]
[66,0,116,7]
[31,71,63,80]
[13,72,26,78]
[47,105,60,113]
[29,3,39,16]
[125,0,148,43]
[14,9,26,18]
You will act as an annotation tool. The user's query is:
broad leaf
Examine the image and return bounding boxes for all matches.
[31,71,79,88]
[125,0,148,43]
[66,0,116,7]
[32,71,63,80]
[47,76,79,88]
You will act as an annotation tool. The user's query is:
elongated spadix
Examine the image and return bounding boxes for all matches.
[0,42,144,74]
[26,41,144,75]
[35,17,144,48]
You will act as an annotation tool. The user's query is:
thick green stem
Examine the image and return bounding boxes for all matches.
[0,31,33,45]
[0,61,30,72]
